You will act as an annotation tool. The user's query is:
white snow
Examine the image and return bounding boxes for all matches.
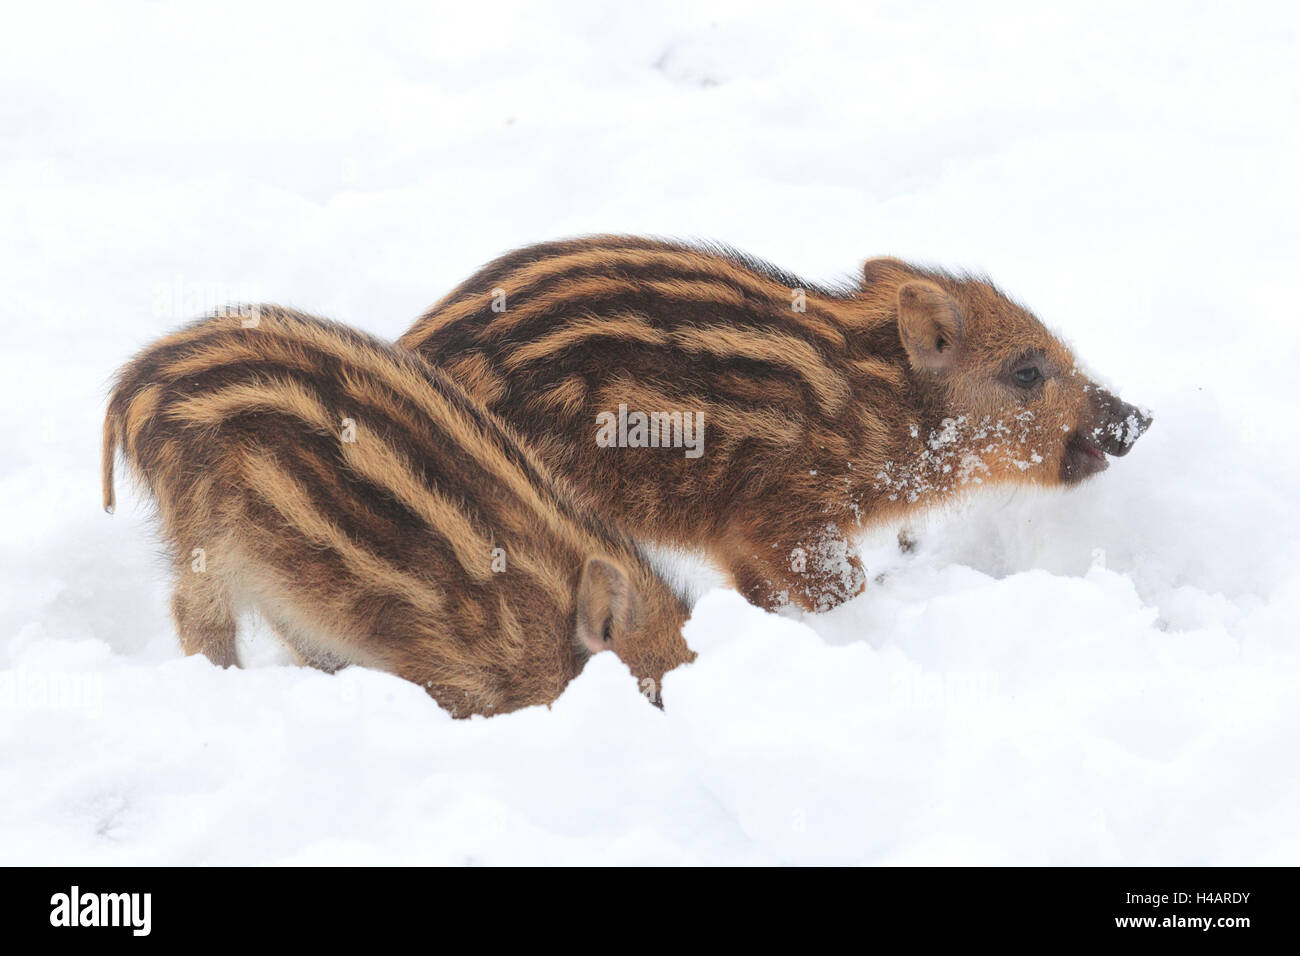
[2,0,1298,864]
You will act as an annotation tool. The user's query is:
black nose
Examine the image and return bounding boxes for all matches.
[1091,388,1152,457]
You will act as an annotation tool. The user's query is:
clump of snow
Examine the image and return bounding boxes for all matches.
[876,412,1047,500]
[2,1,1298,864]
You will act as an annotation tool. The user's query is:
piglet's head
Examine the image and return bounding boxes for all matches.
[865,258,1152,489]
[574,555,695,708]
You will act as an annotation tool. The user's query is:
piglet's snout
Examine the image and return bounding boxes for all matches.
[1089,387,1153,457]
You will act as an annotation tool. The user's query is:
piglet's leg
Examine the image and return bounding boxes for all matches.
[171,567,239,668]
[267,616,347,674]
[721,524,867,614]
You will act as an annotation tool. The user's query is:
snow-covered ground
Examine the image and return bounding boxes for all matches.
[2,1,1298,864]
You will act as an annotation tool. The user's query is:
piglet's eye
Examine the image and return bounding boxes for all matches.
[1013,366,1042,387]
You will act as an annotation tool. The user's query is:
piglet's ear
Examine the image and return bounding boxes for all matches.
[861,256,913,288]
[576,557,630,654]
[897,280,965,373]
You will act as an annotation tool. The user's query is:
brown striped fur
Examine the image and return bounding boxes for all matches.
[400,236,1152,612]
[103,306,694,716]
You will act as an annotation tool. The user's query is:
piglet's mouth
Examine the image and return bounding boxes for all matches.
[1062,432,1110,483]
